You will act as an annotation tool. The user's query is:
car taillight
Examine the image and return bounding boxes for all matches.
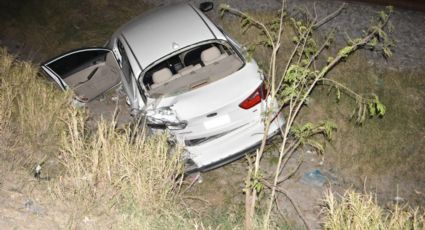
[239,83,267,110]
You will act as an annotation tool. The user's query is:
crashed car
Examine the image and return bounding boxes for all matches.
[41,2,285,172]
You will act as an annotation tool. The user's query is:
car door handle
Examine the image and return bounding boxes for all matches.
[86,67,99,81]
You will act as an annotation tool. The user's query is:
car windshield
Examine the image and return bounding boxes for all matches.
[141,41,244,98]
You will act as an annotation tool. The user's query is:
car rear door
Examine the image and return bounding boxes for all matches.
[41,48,121,102]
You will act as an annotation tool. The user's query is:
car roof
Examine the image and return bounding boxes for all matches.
[119,4,220,69]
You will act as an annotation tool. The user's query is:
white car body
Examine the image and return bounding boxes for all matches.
[41,3,285,172]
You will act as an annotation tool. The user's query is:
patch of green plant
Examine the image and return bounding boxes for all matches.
[302,53,425,181]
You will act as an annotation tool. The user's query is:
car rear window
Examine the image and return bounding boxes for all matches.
[141,41,244,97]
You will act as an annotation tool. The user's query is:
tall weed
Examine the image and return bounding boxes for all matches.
[57,111,183,214]
[0,48,191,228]
[0,48,70,164]
[323,190,424,229]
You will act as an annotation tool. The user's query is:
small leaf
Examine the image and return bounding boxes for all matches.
[368,102,376,116]
[383,46,393,58]
[368,37,378,48]
[376,100,386,116]
[322,120,337,140]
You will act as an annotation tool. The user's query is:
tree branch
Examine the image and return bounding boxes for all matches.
[277,152,303,184]
[313,3,347,29]
[262,179,311,230]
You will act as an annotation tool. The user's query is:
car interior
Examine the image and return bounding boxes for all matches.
[142,42,244,97]
[46,50,121,102]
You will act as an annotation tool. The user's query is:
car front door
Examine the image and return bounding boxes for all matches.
[41,48,121,102]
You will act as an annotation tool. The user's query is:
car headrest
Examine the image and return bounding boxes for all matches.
[201,46,222,65]
[152,67,172,84]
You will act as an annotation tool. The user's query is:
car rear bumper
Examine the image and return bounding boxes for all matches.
[184,111,285,173]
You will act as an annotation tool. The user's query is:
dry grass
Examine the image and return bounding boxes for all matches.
[0,48,196,228]
[323,189,424,229]
[0,48,70,166]
[55,111,183,216]
[54,111,192,228]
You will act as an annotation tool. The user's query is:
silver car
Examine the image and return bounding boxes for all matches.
[41,3,285,172]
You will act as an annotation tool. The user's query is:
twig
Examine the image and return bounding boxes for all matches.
[221,6,275,50]
[277,153,304,184]
[275,33,304,93]
[176,173,185,194]
[297,24,314,64]
[274,197,290,225]
[277,140,301,178]
[245,154,256,230]
[181,173,201,194]
[181,195,211,205]
[306,29,335,68]
[318,78,375,101]
[313,3,347,29]
[277,188,311,230]
[262,180,311,230]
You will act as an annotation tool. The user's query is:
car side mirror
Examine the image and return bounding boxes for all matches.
[199,2,214,12]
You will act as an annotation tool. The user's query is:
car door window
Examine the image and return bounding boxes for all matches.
[42,48,122,102]
[117,40,132,83]
[48,49,108,77]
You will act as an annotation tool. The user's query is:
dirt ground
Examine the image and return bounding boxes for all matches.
[0,161,120,229]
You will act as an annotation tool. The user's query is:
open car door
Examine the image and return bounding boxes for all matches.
[41,48,121,102]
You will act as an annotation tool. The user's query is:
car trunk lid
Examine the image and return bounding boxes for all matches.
[152,63,263,141]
